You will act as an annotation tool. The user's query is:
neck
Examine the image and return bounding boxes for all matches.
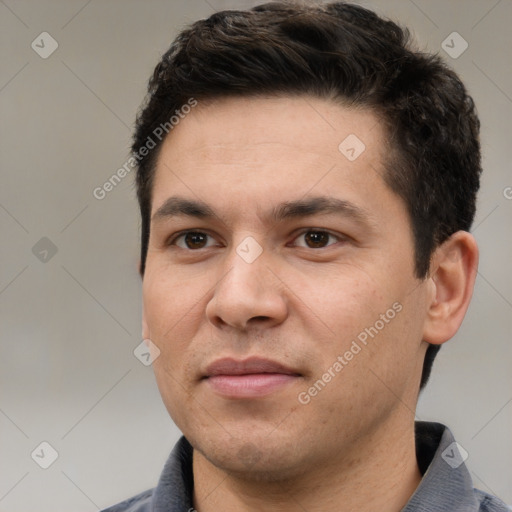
[192,415,422,512]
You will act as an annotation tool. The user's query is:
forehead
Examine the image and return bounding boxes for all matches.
[151,95,392,219]
[156,95,384,161]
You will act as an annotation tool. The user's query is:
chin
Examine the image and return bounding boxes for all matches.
[193,431,312,482]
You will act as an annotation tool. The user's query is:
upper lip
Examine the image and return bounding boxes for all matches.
[203,357,300,378]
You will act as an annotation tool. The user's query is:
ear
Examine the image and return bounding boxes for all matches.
[422,231,479,345]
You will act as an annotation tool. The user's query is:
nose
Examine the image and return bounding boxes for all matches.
[205,246,288,331]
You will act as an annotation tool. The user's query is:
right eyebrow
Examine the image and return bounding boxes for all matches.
[151,196,216,223]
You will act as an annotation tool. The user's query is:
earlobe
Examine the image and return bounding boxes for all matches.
[422,231,479,345]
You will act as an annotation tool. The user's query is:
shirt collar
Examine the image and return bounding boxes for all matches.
[150,422,478,511]
[403,421,478,511]
[151,436,194,512]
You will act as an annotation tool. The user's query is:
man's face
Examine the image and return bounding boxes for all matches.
[143,96,431,479]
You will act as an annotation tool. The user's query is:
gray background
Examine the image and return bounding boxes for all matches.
[0,0,511,510]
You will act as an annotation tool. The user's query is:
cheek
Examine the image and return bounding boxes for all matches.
[143,259,208,327]
[144,274,202,420]
[294,267,414,386]
[288,264,386,341]
[142,268,206,369]
[339,288,427,405]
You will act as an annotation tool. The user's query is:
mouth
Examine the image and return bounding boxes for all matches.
[202,357,302,398]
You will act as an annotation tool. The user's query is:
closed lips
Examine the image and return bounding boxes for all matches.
[203,357,301,377]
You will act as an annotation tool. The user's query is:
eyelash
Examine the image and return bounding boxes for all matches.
[167,229,346,250]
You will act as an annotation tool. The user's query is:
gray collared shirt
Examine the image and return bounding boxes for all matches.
[101,421,510,511]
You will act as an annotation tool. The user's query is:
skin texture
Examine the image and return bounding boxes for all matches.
[142,96,478,512]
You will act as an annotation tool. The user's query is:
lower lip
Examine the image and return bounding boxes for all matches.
[205,373,299,398]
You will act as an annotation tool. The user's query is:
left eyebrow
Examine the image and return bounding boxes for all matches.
[272,196,376,228]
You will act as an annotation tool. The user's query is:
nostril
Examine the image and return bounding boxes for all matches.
[251,316,271,322]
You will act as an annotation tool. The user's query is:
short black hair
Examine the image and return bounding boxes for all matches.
[132,1,481,391]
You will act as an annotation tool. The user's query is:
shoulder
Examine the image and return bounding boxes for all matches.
[100,488,154,512]
[474,488,511,512]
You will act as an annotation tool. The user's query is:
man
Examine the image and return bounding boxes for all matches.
[103,2,509,511]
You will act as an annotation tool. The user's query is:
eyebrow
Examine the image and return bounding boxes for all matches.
[152,196,215,222]
[272,197,372,225]
[152,195,375,228]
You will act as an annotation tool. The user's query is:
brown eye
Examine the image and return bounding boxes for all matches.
[184,232,208,249]
[172,231,216,250]
[304,231,330,248]
[293,230,340,249]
